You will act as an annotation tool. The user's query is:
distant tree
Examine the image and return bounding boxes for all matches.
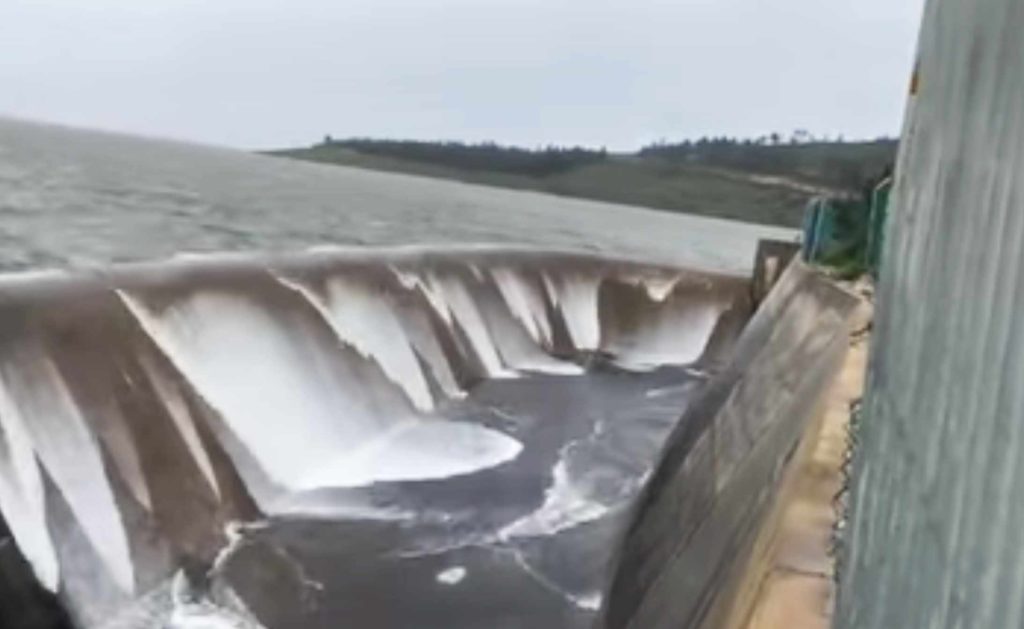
[328,138,608,177]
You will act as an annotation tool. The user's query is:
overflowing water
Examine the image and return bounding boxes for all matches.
[0,119,796,629]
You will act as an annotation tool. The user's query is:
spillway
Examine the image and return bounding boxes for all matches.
[0,119,856,629]
[0,245,857,629]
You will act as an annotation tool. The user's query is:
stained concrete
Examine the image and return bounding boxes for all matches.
[740,294,870,629]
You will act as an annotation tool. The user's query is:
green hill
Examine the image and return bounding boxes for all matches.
[640,138,896,193]
[268,138,897,228]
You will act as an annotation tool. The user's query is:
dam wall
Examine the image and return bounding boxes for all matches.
[0,243,861,628]
[602,260,859,629]
[0,247,751,627]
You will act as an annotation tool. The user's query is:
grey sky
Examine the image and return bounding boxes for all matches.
[1,0,925,150]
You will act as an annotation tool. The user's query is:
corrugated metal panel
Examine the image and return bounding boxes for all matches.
[837,1,1024,627]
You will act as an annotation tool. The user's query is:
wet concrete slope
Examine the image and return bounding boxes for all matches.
[602,260,858,629]
[0,246,758,628]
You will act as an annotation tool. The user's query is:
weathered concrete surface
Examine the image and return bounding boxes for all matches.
[738,296,871,629]
[837,1,1024,627]
[750,241,800,305]
[601,261,860,629]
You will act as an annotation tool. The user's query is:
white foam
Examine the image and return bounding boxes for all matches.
[169,569,266,629]
[612,271,684,303]
[574,592,603,611]
[645,385,685,399]
[297,421,521,489]
[123,290,399,491]
[500,457,608,540]
[122,290,520,491]
[267,495,416,521]
[640,275,681,302]
[436,566,467,585]
[500,355,584,376]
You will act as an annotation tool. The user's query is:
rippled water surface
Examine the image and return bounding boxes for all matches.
[0,118,793,272]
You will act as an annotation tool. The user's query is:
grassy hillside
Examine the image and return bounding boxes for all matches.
[640,138,897,193]
[269,138,897,228]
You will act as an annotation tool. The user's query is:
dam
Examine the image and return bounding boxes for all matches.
[0,120,856,628]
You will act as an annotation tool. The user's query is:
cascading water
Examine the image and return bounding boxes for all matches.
[0,247,752,629]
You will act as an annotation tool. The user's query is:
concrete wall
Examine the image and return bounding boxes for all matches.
[603,260,858,629]
[837,1,1024,626]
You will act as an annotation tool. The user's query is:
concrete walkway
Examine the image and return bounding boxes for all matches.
[740,296,871,629]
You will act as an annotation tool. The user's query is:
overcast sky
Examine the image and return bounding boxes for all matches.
[0,0,925,150]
